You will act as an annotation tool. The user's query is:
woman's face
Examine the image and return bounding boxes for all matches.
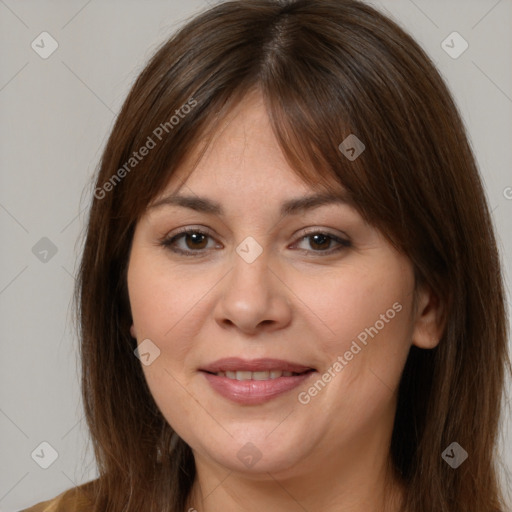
[127,90,438,479]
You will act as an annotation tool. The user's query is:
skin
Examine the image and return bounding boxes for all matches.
[127,88,443,512]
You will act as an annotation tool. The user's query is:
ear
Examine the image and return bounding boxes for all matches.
[411,284,444,349]
[130,324,137,339]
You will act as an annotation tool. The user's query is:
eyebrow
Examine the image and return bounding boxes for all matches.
[148,191,353,217]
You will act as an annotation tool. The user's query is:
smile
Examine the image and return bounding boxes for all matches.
[213,370,302,380]
[199,358,316,405]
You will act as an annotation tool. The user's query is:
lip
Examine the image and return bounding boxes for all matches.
[199,358,316,405]
[199,357,314,374]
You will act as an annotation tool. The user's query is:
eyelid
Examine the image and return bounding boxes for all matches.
[159,225,218,254]
[162,225,348,241]
[166,225,215,237]
[160,225,352,257]
[290,229,352,254]
[296,226,350,241]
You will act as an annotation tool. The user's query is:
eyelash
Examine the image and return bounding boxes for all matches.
[159,227,352,257]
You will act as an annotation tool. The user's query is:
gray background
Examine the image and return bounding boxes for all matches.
[0,0,511,510]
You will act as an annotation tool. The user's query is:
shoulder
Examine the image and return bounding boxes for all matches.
[19,479,97,512]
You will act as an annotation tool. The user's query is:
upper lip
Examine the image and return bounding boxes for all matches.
[199,358,315,373]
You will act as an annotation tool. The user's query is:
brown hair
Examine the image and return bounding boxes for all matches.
[74,0,511,511]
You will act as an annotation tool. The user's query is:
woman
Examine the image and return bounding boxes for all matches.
[22,0,510,511]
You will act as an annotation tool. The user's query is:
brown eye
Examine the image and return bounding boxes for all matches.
[160,228,351,257]
[161,229,217,256]
[294,232,351,255]
[182,232,209,250]
[308,233,332,251]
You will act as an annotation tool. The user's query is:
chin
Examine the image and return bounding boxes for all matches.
[194,432,317,477]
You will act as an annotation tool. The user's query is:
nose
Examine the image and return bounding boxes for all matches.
[214,244,292,335]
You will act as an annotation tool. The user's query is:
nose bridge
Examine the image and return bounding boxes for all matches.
[230,235,272,298]
[215,235,290,332]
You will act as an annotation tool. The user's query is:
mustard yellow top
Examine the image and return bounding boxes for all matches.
[19,481,96,512]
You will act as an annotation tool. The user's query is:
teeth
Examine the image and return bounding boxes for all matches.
[214,370,302,380]
[252,371,270,380]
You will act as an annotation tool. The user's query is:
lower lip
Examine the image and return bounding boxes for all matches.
[201,371,314,405]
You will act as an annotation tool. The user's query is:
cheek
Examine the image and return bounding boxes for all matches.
[294,261,414,433]
[294,260,413,360]
[128,269,175,338]
[128,247,199,338]
[127,248,223,370]
[127,251,203,433]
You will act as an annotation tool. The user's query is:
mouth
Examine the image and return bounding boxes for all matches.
[199,358,316,405]
[206,369,310,380]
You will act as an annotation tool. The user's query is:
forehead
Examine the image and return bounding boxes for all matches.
[150,89,347,209]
